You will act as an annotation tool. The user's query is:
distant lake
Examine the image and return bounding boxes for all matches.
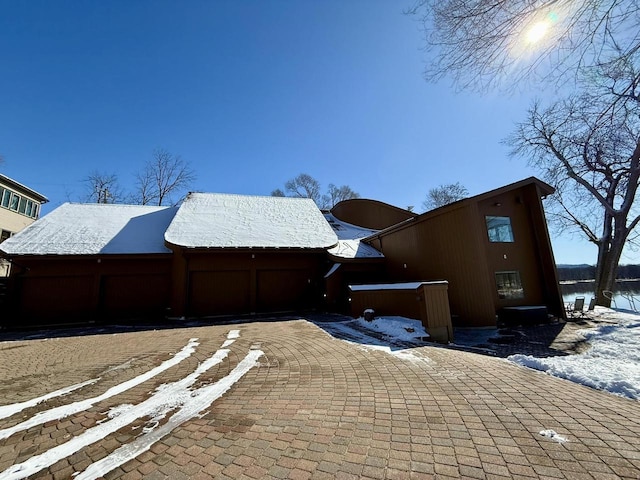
[561,279,640,311]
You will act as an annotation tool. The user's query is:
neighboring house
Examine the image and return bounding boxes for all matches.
[0,174,48,276]
[0,177,564,328]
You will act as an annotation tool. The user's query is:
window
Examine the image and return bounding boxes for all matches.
[495,271,524,299]
[0,230,11,243]
[31,203,39,218]
[18,197,27,214]
[1,189,10,208]
[9,193,19,211]
[486,216,514,242]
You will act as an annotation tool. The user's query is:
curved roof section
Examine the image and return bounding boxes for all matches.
[165,193,338,249]
[331,198,416,230]
[0,203,176,255]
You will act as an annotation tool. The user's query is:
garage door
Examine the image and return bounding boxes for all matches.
[257,269,313,312]
[102,274,170,318]
[188,270,250,316]
[18,275,96,319]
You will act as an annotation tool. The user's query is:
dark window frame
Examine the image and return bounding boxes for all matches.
[495,271,524,299]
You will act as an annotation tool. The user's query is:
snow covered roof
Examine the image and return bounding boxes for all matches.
[0,203,177,255]
[164,193,338,249]
[349,281,448,291]
[324,214,384,259]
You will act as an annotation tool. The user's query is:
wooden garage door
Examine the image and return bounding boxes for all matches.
[102,274,170,318]
[257,269,313,312]
[188,270,250,316]
[19,275,96,318]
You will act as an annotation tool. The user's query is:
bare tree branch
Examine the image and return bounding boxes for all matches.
[422,182,469,210]
[507,62,640,305]
[84,172,123,204]
[409,0,640,91]
[133,149,196,206]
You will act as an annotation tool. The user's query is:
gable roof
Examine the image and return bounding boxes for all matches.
[164,193,338,249]
[0,203,177,255]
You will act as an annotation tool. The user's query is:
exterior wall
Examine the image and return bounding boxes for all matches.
[3,255,172,326]
[169,249,328,318]
[370,204,496,327]
[477,184,564,318]
[331,199,416,230]
[366,183,563,327]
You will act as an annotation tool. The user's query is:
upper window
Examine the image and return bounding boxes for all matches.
[9,193,19,211]
[1,189,11,208]
[0,186,40,218]
[486,216,514,242]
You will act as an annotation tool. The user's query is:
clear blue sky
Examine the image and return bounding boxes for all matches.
[0,1,617,264]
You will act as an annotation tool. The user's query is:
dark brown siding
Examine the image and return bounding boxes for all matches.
[367,183,563,327]
[331,199,416,229]
[4,255,172,325]
[257,269,314,312]
[189,270,251,316]
[476,184,564,317]
[374,204,496,326]
[170,250,326,317]
[102,273,170,317]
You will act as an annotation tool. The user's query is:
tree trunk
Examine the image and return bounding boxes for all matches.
[594,233,626,307]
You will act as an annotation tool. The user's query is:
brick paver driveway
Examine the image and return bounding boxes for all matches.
[0,318,639,479]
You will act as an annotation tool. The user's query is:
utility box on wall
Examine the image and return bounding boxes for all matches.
[349,281,453,343]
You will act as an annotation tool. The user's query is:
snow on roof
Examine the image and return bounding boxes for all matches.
[324,214,384,259]
[349,281,448,291]
[164,193,338,249]
[0,203,177,255]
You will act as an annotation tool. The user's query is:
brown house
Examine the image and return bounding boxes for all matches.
[0,178,563,329]
[340,177,564,327]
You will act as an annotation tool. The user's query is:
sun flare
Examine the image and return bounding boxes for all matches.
[525,21,550,44]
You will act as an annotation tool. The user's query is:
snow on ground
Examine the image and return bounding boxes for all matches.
[0,331,261,480]
[333,309,640,401]
[508,307,640,400]
[354,315,429,342]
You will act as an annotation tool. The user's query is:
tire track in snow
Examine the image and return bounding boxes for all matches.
[0,330,248,480]
[75,349,264,480]
[0,379,99,421]
[0,338,200,441]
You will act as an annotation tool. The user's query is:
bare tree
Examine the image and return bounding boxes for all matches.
[134,149,196,206]
[283,173,322,205]
[84,172,123,204]
[321,184,360,209]
[423,182,468,210]
[507,61,640,306]
[408,0,640,91]
[272,174,360,209]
